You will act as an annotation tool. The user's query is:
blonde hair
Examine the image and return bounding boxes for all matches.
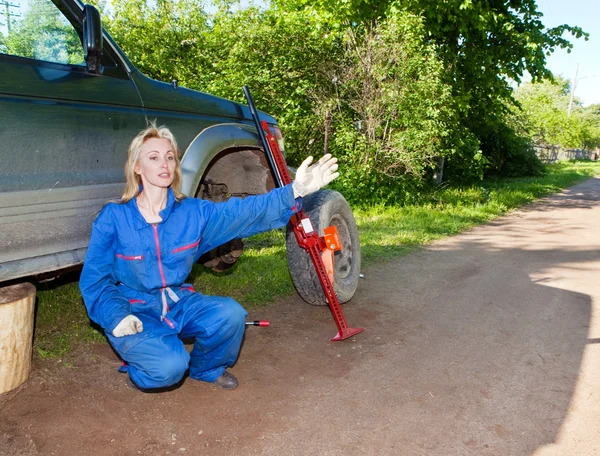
[121,122,186,203]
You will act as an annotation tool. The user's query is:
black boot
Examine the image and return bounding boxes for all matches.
[213,371,238,390]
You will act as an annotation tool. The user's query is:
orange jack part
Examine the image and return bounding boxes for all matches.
[321,248,335,284]
[324,226,342,251]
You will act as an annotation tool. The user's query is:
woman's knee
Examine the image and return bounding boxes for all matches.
[220,298,247,333]
[146,349,190,387]
[207,297,247,340]
[125,339,190,389]
[221,298,248,326]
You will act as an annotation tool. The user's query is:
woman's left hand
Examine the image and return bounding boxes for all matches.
[292,154,339,198]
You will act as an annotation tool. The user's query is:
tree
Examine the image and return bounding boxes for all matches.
[398,0,587,175]
[272,0,587,178]
[515,76,600,150]
[4,0,84,65]
[0,31,6,53]
[97,0,588,200]
[274,0,587,108]
[101,0,339,163]
[200,4,340,162]
[309,11,479,202]
[104,0,211,88]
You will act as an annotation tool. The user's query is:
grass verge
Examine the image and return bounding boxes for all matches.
[33,160,600,358]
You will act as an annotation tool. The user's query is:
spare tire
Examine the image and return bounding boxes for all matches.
[286,189,361,306]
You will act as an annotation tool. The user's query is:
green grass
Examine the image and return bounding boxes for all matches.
[33,160,600,358]
[357,161,600,264]
[188,228,295,305]
[34,278,105,359]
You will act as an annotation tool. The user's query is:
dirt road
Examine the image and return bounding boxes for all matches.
[2,178,600,456]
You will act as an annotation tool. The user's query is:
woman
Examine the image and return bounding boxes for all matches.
[79,124,338,392]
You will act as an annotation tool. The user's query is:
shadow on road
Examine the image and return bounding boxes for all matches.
[341,240,593,456]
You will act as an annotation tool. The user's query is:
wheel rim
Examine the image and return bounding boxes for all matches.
[331,214,353,281]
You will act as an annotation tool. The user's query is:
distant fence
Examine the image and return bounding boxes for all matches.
[534,146,599,164]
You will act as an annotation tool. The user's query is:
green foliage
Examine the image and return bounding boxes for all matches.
[292,0,588,179]
[106,0,211,87]
[102,1,338,162]
[96,0,588,192]
[401,0,588,176]
[401,0,586,96]
[201,5,339,162]
[3,0,84,65]
[329,158,430,207]
[433,124,484,184]
[476,112,544,178]
[580,105,600,150]
[272,0,588,179]
[306,11,481,202]
[515,76,600,150]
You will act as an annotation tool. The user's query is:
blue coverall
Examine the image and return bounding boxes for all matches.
[79,184,300,389]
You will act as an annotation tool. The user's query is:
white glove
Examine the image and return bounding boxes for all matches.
[292,154,339,198]
[112,315,144,337]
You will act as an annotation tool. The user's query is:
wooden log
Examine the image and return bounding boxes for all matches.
[0,282,36,394]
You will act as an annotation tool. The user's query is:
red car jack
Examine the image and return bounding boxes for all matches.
[244,86,364,341]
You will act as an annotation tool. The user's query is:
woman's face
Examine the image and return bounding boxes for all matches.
[135,137,177,190]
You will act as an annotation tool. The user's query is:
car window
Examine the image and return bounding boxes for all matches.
[0,0,84,65]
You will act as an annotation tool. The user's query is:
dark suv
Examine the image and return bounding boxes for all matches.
[0,0,360,305]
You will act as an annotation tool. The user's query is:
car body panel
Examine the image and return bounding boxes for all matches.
[0,0,279,283]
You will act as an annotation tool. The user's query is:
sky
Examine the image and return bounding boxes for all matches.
[535,0,600,107]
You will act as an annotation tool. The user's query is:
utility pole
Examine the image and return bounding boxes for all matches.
[0,1,20,33]
[567,63,579,117]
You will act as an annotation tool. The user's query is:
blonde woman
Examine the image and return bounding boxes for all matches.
[79,124,338,392]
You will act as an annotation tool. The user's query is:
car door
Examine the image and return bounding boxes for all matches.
[0,0,146,280]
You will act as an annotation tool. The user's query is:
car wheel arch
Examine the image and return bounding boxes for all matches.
[180,123,275,198]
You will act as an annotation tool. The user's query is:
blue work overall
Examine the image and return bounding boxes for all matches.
[80,185,300,389]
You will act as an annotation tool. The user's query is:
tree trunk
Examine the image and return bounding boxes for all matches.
[0,282,36,394]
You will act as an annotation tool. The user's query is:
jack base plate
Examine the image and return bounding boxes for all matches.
[331,327,365,341]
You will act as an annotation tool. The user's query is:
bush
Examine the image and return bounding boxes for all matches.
[514,77,600,151]
[309,10,482,202]
[481,121,544,178]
